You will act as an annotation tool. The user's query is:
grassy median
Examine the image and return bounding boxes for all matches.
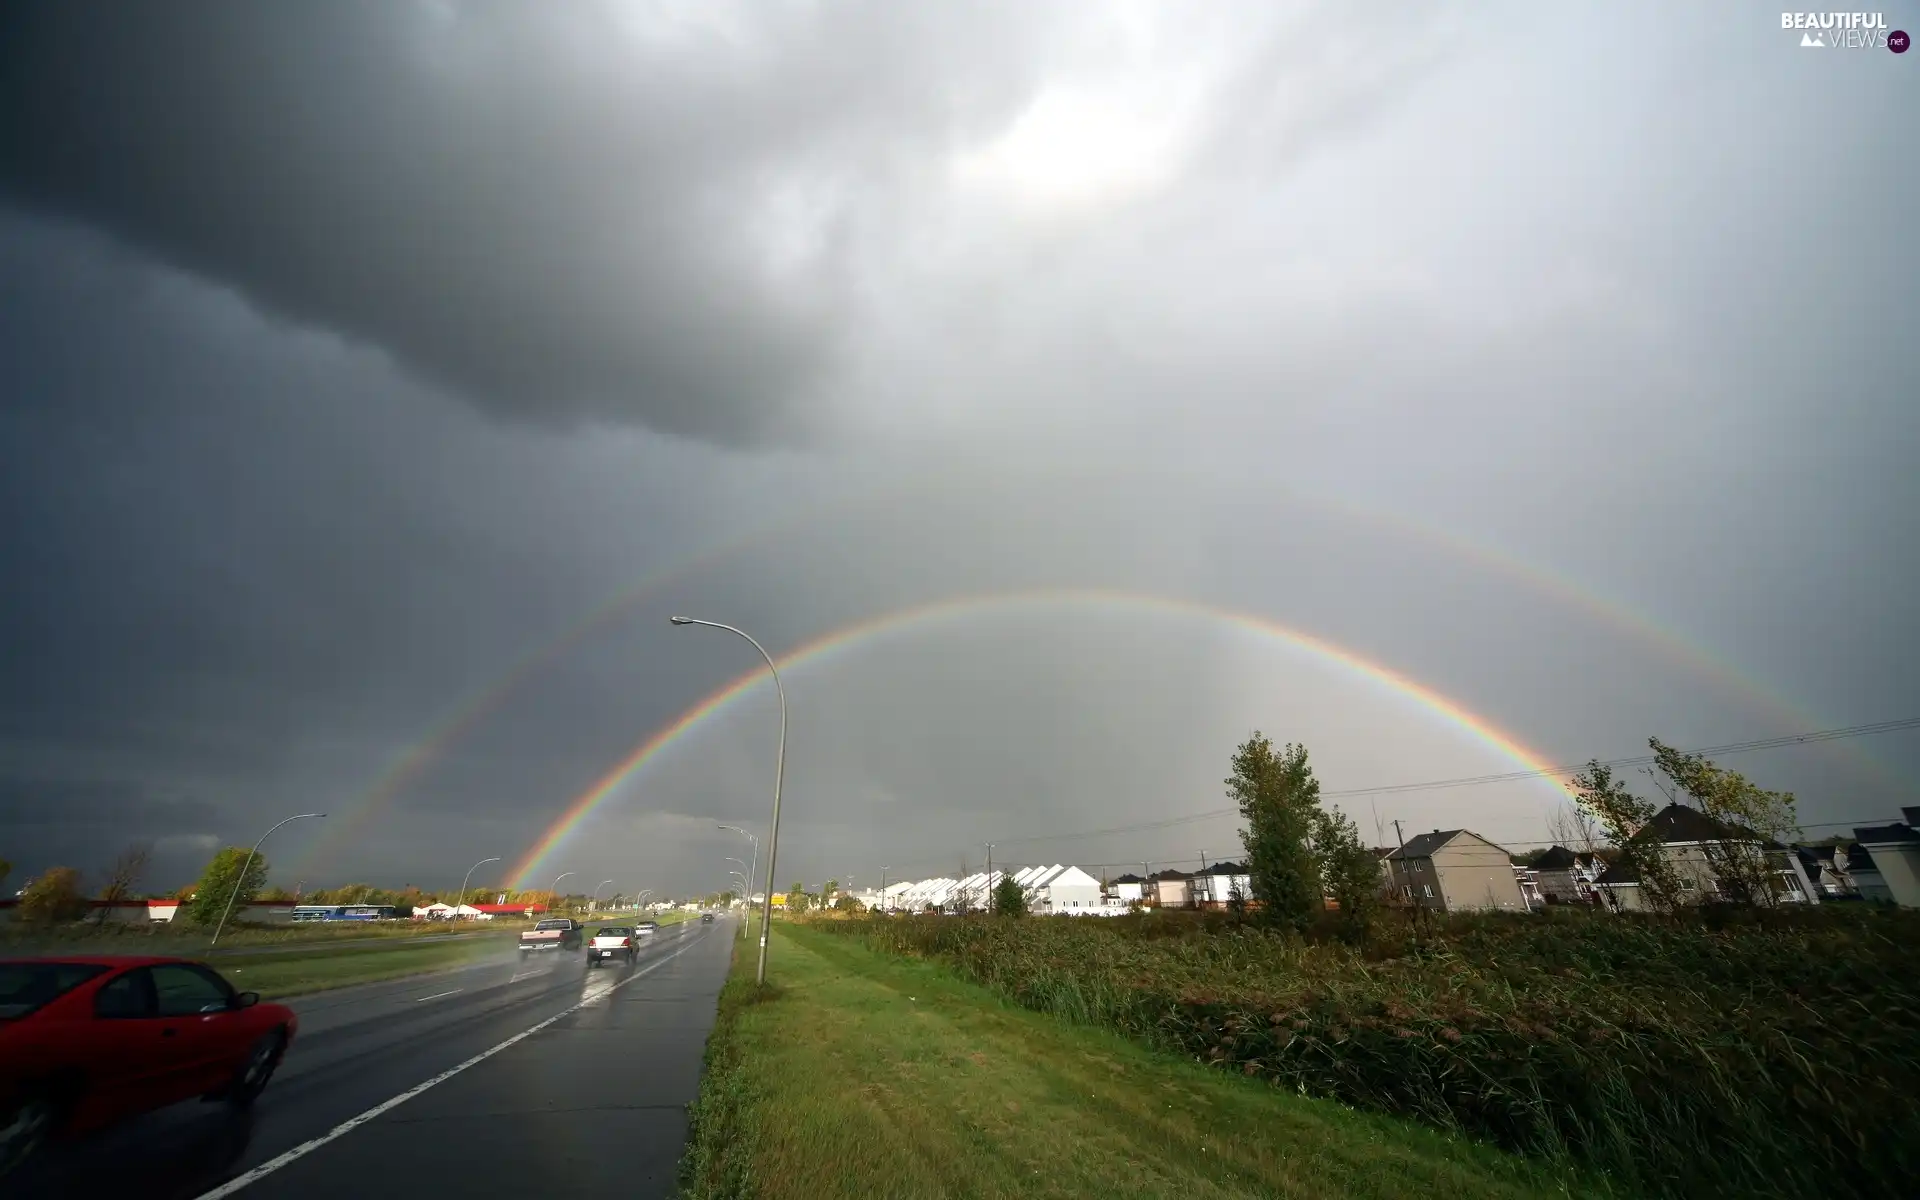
[678,924,1585,1200]
[217,933,516,998]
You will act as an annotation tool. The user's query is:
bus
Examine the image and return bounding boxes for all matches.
[290,904,399,922]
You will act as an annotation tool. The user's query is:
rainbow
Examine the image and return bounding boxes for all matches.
[309,466,1893,877]
[505,587,1576,888]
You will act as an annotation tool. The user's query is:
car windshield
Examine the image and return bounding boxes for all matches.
[534,919,571,930]
[597,927,631,937]
[0,962,109,1019]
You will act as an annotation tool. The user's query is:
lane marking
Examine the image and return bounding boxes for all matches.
[412,989,461,1003]
[191,929,711,1200]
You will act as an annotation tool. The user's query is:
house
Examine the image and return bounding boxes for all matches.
[1794,845,1862,899]
[1188,861,1252,908]
[1020,865,1105,914]
[1107,873,1146,903]
[1530,846,1602,904]
[1590,803,1812,910]
[1386,830,1529,913]
[1513,866,1544,910]
[1851,809,1920,908]
[1147,869,1193,908]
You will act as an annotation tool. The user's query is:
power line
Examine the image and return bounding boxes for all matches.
[988,716,1920,849]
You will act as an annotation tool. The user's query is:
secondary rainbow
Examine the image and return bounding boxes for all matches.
[505,587,1576,889]
[306,467,1889,878]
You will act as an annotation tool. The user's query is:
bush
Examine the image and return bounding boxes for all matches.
[817,906,1920,1198]
[17,867,89,923]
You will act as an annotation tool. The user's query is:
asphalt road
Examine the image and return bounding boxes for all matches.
[12,917,733,1200]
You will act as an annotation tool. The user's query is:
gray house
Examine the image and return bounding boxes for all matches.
[1386,830,1528,913]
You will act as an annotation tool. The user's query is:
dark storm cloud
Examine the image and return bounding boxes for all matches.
[0,1,1050,444]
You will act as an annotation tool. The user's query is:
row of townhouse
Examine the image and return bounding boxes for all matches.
[855,806,1920,919]
[874,865,1119,915]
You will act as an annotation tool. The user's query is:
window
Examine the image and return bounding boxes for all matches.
[0,962,107,1019]
[1422,885,1434,899]
[151,964,233,1016]
[94,969,156,1019]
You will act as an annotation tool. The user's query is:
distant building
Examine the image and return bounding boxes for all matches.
[1107,873,1146,903]
[1590,803,1812,910]
[1147,869,1193,909]
[1386,830,1529,913]
[1188,861,1252,908]
[1851,808,1920,908]
[1530,846,1603,905]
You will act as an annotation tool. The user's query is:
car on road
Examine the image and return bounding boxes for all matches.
[701,913,715,924]
[518,918,583,953]
[0,956,297,1178]
[635,920,660,937]
[588,927,637,967]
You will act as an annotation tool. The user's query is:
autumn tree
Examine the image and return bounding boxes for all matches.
[1570,760,1684,914]
[97,842,153,912]
[1649,738,1798,906]
[186,847,271,925]
[1230,733,1322,931]
[19,866,89,923]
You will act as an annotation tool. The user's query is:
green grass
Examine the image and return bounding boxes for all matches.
[678,924,1584,1200]
[212,933,516,998]
[817,907,1920,1199]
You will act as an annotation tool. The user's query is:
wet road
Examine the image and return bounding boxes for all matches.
[12,918,732,1200]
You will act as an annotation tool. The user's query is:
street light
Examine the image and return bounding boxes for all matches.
[549,871,575,917]
[592,879,615,912]
[675,617,786,985]
[718,824,760,940]
[452,856,501,922]
[633,888,654,912]
[211,812,326,946]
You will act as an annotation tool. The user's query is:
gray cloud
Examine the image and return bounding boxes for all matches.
[2,2,1915,899]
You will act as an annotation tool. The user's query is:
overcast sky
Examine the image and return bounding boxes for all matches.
[3,1,1914,900]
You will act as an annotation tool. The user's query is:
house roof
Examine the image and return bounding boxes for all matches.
[1533,846,1578,870]
[1590,859,1640,886]
[1200,860,1246,875]
[1110,873,1143,885]
[1149,869,1192,881]
[1853,823,1919,846]
[1633,802,1768,847]
[1388,830,1465,860]
[1846,843,1879,872]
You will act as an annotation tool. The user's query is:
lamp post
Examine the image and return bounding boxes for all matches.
[592,879,615,913]
[549,872,575,918]
[210,812,326,946]
[675,617,786,985]
[452,856,500,922]
[718,824,759,939]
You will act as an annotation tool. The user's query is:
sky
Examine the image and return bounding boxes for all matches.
[2,1,1915,901]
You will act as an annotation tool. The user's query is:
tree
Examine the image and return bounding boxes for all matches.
[992,874,1027,917]
[786,884,809,913]
[1230,733,1322,931]
[1649,738,1798,906]
[1570,760,1683,914]
[1547,801,1605,859]
[1314,805,1381,927]
[186,846,271,925]
[1225,877,1248,917]
[19,866,89,923]
[0,858,11,894]
[823,879,840,900]
[97,842,153,911]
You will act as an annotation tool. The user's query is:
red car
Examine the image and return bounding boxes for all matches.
[0,956,298,1176]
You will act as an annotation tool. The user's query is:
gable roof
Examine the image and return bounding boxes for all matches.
[1149,868,1192,882]
[1109,873,1144,885]
[1633,802,1767,846]
[1533,846,1578,870]
[1591,859,1640,887]
[1200,860,1247,875]
[1388,830,1465,860]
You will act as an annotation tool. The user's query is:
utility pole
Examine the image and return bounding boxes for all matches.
[1392,820,1410,901]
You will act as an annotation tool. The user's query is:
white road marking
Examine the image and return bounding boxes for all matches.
[190,930,709,1200]
[412,989,461,1003]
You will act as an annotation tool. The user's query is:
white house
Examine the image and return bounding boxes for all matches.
[1020,865,1105,914]
[1852,810,1920,908]
[1188,862,1252,907]
[1107,873,1146,903]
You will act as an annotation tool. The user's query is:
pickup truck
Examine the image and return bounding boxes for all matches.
[588,926,637,966]
[518,918,583,953]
